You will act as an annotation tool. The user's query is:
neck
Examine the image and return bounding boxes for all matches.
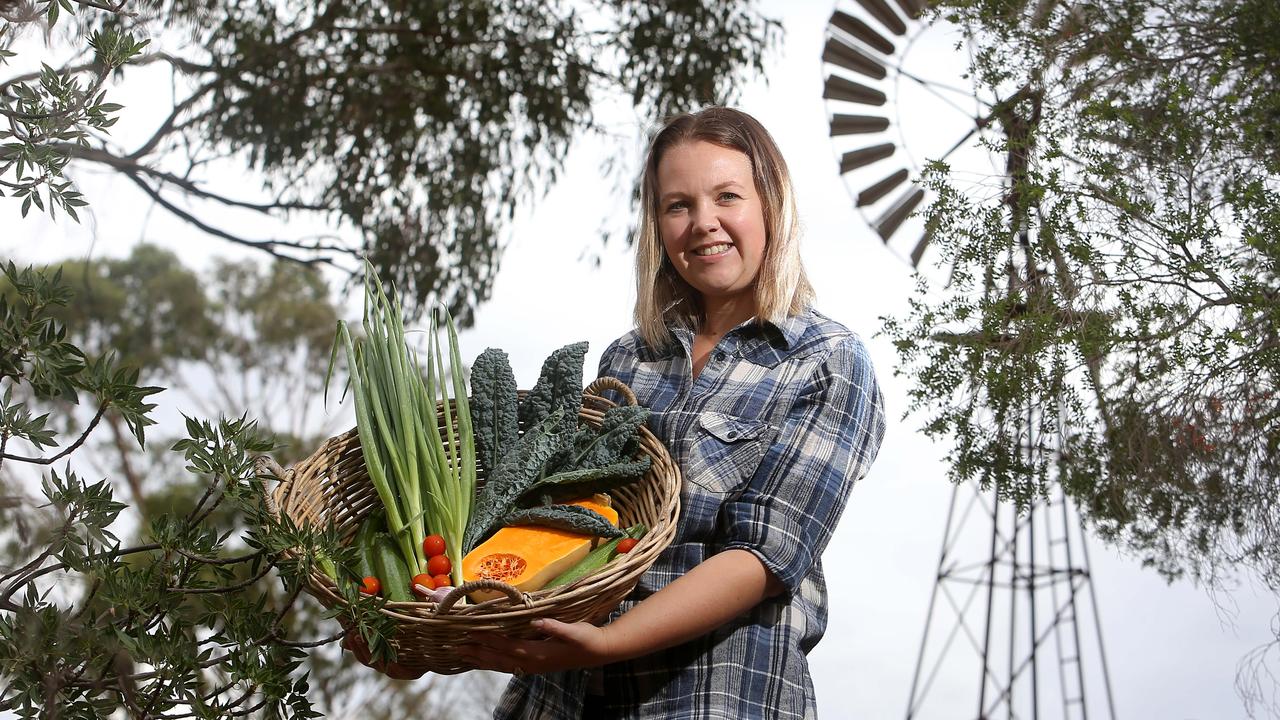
[699,294,756,338]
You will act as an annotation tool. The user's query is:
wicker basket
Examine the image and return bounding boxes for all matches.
[264,376,681,674]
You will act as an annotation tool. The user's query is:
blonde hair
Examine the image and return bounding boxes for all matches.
[634,107,813,349]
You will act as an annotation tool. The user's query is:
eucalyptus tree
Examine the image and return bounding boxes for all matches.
[2,0,781,321]
[886,0,1279,688]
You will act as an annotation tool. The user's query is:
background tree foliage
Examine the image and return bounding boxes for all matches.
[0,249,504,718]
[1,1,782,715]
[1,0,780,322]
[885,0,1279,678]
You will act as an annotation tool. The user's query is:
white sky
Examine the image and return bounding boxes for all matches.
[4,2,1278,718]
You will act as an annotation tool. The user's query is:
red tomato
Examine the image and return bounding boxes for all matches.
[423,534,446,558]
[360,576,381,595]
[431,573,452,589]
[427,554,452,576]
[411,573,436,592]
[616,538,639,554]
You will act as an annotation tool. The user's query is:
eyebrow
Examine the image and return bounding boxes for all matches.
[659,181,746,204]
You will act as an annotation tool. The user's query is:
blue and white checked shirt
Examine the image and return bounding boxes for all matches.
[494,307,886,719]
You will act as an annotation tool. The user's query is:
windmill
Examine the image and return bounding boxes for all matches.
[819,2,1119,717]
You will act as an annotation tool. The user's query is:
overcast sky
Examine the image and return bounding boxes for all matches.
[5,1,1279,718]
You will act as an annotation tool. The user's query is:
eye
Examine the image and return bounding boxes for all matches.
[664,200,689,213]
[718,191,741,202]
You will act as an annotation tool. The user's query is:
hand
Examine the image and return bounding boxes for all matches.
[457,618,614,676]
[342,630,425,681]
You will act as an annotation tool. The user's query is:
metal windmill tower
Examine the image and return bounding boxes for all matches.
[903,482,1119,719]
[818,1,1120,717]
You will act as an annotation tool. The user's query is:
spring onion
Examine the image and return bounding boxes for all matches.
[326,263,476,586]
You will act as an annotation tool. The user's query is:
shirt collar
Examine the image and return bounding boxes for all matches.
[649,309,810,367]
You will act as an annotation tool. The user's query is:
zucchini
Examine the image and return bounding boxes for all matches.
[354,515,382,580]
[315,549,338,581]
[544,524,647,590]
[373,532,414,602]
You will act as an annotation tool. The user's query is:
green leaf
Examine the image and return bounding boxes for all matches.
[469,347,518,474]
[499,504,624,538]
[518,341,588,432]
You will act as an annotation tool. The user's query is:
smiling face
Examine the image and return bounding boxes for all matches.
[656,140,767,315]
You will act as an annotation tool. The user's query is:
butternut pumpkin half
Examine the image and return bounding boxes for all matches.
[461,496,618,601]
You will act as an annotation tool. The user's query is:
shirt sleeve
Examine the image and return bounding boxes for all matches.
[719,334,886,593]
[596,338,623,380]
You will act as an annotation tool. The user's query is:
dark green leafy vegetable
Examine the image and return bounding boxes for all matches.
[534,460,653,504]
[547,405,650,475]
[470,347,519,475]
[519,341,588,432]
[464,341,655,553]
[500,504,625,538]
[463,409,573,552]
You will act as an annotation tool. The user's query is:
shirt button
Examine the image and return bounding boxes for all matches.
[714,351,728,362]
[726,430,739,440]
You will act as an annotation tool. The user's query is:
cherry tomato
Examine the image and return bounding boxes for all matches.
[411,573,436,593]
[616,538,639,554]
[360,576,381,595]
[431,574,452,589]
[427,554,451,576]
[423,534,446,558]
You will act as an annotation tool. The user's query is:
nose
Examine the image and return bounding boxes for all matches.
[690,201,721,235]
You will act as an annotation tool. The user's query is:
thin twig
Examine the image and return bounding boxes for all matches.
[0,403,108,465]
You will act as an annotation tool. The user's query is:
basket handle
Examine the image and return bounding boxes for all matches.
[584,376,637,407]
[254,455,292,517]
[434,580,532,615]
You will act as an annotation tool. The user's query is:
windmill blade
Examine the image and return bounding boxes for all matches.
[830,113,891,136]
[823,35,888,80]
[875,186,925,241]
[823,74,888,106]
[854,0,908,35]
[857,168,910,206]
[910,227,934,267]
[840,144,896,174]
[830,10,896,55]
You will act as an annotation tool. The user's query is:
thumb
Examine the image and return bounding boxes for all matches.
[534,617,594,643]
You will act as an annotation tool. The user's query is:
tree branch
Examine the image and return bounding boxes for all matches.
[2,542,162,603]
[0,403,108,465]
[122,172,352,266]
[165,559,271,594]
[127,81,217,160]
[0,52,211,93]
[55,143,330,214]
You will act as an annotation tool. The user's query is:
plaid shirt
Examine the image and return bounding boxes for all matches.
[494,307,886,719]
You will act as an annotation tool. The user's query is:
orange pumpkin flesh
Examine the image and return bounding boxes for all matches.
[461,497,619,602]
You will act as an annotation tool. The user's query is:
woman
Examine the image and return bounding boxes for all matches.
[460,107,887,719]
[348,106,886,716]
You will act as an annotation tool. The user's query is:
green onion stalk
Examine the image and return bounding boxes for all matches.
[418,309,476,587]
[326,263,476,587]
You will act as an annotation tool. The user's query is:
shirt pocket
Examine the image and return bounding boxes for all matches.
[684,411,773,495]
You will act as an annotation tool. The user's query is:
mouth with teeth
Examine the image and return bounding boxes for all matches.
[692,243,733,257]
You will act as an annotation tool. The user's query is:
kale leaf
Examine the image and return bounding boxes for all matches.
[519,341,588,433]
[463,409,572,552]
[499,504,625,539]
[470,347,519,475]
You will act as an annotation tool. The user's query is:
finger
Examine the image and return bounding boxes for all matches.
[343,632,373,665]
[532,618,593,645]
[457,643,522,673]
[467,632,529,656]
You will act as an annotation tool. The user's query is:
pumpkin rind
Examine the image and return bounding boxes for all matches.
[461,497,619,601]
